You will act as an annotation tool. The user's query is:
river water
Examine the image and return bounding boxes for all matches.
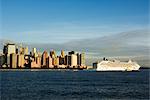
[0,69,149,100]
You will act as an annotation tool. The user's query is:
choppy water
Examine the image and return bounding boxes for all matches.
[0,69,149,100]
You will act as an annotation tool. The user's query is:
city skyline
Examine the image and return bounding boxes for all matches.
[1,43,86,69]
[1,0,149,43]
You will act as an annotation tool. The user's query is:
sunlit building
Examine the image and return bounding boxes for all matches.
[67,53,77,67]
[3,43,16,67]
[61,50,65,58]
[10,53,17,68]
[36,52,42,68]
[71,54,77,67]
[42,51,48,67]
[24,46,28,55]
[80,52,85,66]
[46,56,53,68]
[17,54,25,68]
[50,50,56,58]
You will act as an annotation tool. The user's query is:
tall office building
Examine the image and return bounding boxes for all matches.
[77,53,80,66]
[56,57,59,66]
[80,52,85,66]
[52,57,59,66]
[0,54,6,67]
[36,56,41,68]
[32,48,38,58]
[36,52,42,67]
[71,54,77,67]
[16,46,19,54]
[4,43,16,67]
[19,44,24,54]
[61,50,65,58]
[59,56,64,65]
[50,50,56,58]
[42,51,48,67]
[46,56,53,68]
[68,55,71,66]
[68,51,75,55]
[24,46,28,55]
[10,53,17,68]
[64,55,67,65]
[32,48,36,54]
[17,54,25,68]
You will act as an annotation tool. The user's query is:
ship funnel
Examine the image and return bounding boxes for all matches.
[128,59,132,63]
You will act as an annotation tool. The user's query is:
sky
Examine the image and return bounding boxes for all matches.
[1,0,149,43]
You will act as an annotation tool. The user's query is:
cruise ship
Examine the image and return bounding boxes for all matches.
[93,58,141,71]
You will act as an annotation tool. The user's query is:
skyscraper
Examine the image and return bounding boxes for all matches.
[59,56,65,65]
[67,53,77,68]
[32,48,36,54]
[17,54,25,68]
[4,43,16,67]
[46,56,53,68]
[32,48,38,58]
[77,53,80,66]
[80,52,85,66]
[61,50,65,58]
[64,55,68,66]
[71,54,77,67]
[50,50,56,58]
[24,46,28,55]
[36,52,42,68]
[42,51,48,67]
[10,53,17,68]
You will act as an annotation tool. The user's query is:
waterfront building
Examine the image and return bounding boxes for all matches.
[59,56,65,65]
[64,55,68,66]
[71,54,77,67]
[10,53,17,68]
[3,43,16,67]
[19,44,25,54]
[61,50,65,58]
[46,56,53,68]
[68,55,71,66]
[16,46,19,54]
[42,51,48,67]
[68,51,75,55]
[0,54,6,67]
[24,46,28,55]
[32,48,36,54]
[52,57,59,66]
[36,52,42,67]
[80,52,85,66]
[67,51,78,67]
[24,54,32,68]
[32,48,38,58]
[50,50,55,58]
[77,53,80,66]
[17,54,25,68]
[56,56,59,66]
[3,45,7,54]
[31,59,40,68]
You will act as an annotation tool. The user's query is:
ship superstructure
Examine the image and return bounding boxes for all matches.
[93,58,141,71]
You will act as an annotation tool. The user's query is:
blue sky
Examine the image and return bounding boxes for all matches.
[1,0,149,43]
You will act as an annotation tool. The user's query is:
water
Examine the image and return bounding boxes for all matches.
[0,69,149,100]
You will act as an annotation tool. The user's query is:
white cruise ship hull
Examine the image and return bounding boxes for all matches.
[96,60,141,71]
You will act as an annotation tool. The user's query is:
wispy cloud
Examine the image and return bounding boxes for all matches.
[2,21,148,43]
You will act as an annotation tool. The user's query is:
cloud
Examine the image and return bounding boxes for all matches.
[2,20,148,43]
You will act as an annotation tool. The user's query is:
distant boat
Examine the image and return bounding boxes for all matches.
[93,58,141,71]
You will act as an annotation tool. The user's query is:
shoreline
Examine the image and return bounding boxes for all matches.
[0,68,149,72]
[0,68,89,71]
